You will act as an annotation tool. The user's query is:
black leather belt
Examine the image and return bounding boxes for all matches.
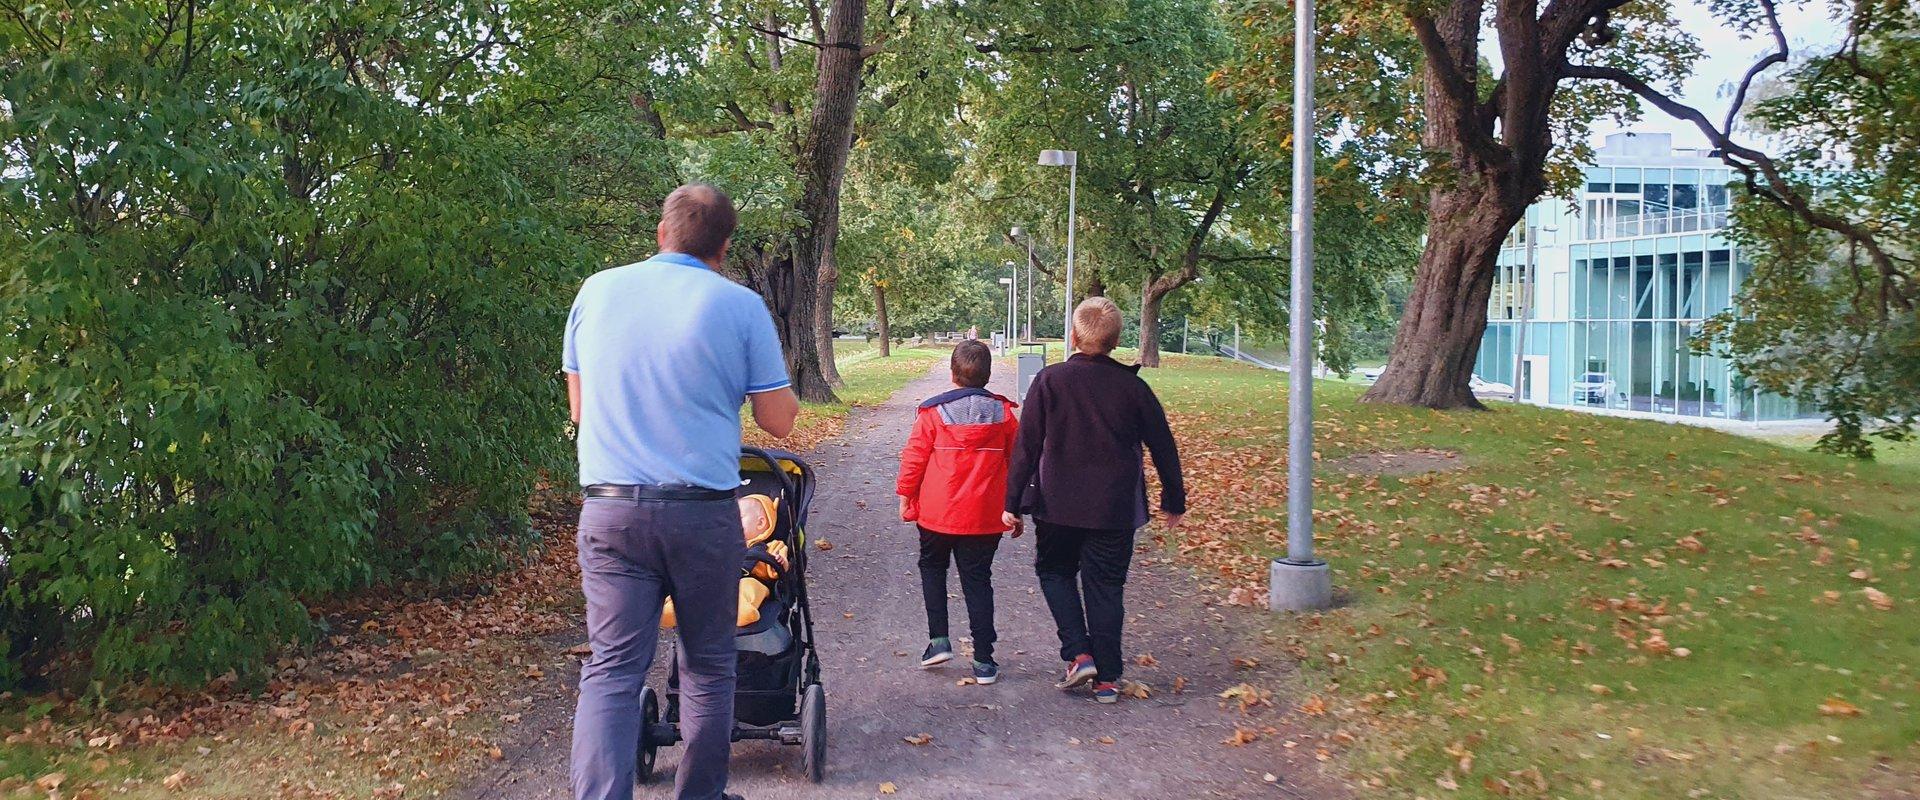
[584,484,736,502]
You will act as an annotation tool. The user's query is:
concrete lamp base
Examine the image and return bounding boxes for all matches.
[1269,558,1332,611]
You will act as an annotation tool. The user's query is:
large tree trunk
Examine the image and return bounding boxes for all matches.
[785,0,867,403]
[1138,278,1163,367]
[1366,0,1554,409]
[736,243,839,404]
[1362,184,1525,408]
[873,281,890,358]
[1137,272,1192,368]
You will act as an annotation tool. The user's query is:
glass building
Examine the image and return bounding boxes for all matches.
[1475,132,1817,422]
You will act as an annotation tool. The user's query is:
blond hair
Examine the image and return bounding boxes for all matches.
[1071,296,1122,355]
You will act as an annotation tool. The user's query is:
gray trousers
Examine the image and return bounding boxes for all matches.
[570,496,744,800]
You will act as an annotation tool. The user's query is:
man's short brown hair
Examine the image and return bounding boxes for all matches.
[657,183,738,260]
[951,340,992,388]
[1072,296,1123,355]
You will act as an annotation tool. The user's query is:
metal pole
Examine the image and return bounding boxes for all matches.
[1271,0,1331,611]
[1512,226,1537,403]
[1026,235,1035,343]
[1063,161,1078,345]
[1234,320,1241,358]
[1008,273,1017,355]
[1182,317,1189,354]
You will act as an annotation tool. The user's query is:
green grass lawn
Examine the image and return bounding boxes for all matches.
[1142,354,1919,800]
[1761,433,1920,472]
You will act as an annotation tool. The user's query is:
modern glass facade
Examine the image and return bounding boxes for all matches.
[1475,133,1816,422]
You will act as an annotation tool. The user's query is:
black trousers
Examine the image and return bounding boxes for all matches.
[917,527,1003,662]
[1033,520,1135,683]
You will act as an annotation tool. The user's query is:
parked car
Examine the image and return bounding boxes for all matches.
[1469,374,1515,400]
[1572,371,1616,404]
[1357,365,1386,384]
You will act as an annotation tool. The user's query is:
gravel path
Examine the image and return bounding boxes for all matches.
[452,362,1333,800]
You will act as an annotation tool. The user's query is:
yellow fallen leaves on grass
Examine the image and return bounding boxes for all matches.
[1818,697,1864,717]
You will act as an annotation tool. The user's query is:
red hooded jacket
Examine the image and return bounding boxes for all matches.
[897,387,1020,535]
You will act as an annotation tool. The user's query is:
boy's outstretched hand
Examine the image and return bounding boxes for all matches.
[1162,512,1185,529]
[1001,511,1023,537]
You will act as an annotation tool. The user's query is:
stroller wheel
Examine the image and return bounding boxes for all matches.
[800,683,826,783]
[636,686,660,785]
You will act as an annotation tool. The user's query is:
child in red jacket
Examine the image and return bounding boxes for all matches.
[897,340,1020,684]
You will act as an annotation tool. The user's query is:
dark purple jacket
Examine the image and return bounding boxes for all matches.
[1005,353,1186,530]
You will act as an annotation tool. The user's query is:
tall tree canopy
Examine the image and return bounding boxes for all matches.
[1693,0,1920,456]
[1233,0,1695,407]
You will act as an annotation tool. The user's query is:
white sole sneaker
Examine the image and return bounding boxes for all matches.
[920,651,954,668]
[1055,662,1097,689]
[974,670,999,685]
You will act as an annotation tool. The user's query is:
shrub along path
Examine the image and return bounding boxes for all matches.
[0,348,945,799]
[453,361,1333,800]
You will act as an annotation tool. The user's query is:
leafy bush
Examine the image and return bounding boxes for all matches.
[0,1,608,687]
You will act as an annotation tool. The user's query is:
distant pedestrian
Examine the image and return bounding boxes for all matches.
[563,183,798,800]
[896,341,1021,686]
[1003,297,1185,704]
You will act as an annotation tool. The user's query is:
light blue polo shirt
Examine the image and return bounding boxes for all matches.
[563,253,791,490]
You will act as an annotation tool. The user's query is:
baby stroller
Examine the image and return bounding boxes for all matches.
[637,447,826,783]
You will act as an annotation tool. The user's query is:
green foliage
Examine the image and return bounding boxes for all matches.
[833,151,1014,337]
[0,0,658,687]
[1706,0,1920,458]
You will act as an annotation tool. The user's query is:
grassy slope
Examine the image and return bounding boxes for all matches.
[1762,434,1920,472]
[0,346,949,800]
[1143,354,1918,800]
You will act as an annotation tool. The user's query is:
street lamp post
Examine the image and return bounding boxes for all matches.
[1511,224,1557,404]
[1003,263,1019,350]
[1037,149,1078,342]
[1011,226,1034,343]
[998,276,1015,356]
[1270,0,1332,612]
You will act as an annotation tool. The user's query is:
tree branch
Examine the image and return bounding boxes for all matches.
[1408,14,1477,109]
[1565,60,1913,311]
[972,36,1145,55]
[1724,0,1788,134]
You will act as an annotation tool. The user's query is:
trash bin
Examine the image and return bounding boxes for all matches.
[1017,347,1046,399]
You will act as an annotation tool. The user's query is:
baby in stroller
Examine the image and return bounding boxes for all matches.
[660,494,789,629]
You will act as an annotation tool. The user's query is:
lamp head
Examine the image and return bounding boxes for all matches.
[1037,149,1077,167]
[1010,226,1026,238]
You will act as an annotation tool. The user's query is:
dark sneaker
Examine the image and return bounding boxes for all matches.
[1092,682,1120,704]
[1055,654,1097,689]
[920,638,954,667]
[972,660,1000,685]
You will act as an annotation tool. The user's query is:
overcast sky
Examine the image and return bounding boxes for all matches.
[1586,0,1843,148]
